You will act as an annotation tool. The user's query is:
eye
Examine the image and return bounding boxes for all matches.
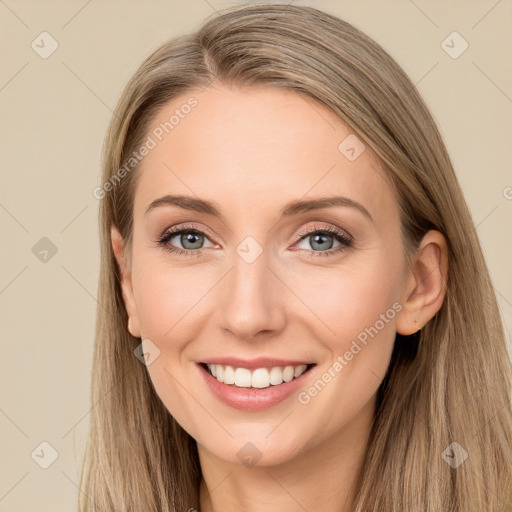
[156,224,217,257]
[155,222,353,258]
[293,223,352,257]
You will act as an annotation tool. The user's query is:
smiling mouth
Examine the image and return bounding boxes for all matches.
[199,362,316,389]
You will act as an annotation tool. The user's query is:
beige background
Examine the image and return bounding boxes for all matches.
[1,0,511,510]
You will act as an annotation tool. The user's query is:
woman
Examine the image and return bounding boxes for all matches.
[80,4,512,511]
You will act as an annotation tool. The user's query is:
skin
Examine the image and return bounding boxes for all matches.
[112,84,448,512]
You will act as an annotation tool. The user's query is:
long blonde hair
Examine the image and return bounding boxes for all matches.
[79,4,512,511]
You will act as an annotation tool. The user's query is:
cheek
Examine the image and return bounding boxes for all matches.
[291,255,402,340]
[130,255,219,437]
[287,253,403,402]
[132,252,217,342]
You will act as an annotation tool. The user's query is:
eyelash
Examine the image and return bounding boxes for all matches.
[155,223,353,258]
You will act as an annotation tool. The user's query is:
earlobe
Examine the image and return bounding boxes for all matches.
[396,230,449,336]
[111,225,141,338]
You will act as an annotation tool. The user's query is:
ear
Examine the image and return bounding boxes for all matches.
[111,225,141,338]
[396,230,449,335]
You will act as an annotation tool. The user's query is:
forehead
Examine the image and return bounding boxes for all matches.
[133,85,396,225]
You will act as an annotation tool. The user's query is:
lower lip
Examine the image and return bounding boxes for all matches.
[197,363,316,412]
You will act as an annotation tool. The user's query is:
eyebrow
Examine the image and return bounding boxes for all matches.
[145,194,374,223]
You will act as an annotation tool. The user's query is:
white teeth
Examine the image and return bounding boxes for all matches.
[293,365,306,378]
[234,368,252,387]
[269,367,283,385]
[205,363,309,389]
[251,368,269,389]
[283,366,294,382]
[223,365,235,384]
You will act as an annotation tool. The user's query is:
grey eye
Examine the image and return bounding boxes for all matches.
[297,233,340,252]
[169,231,214,250]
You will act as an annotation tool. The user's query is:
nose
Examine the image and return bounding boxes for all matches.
[217,250,287,341]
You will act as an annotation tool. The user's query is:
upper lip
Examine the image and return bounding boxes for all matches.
[199,357,315,370]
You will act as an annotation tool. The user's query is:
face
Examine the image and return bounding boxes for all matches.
[114,84,416,467]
